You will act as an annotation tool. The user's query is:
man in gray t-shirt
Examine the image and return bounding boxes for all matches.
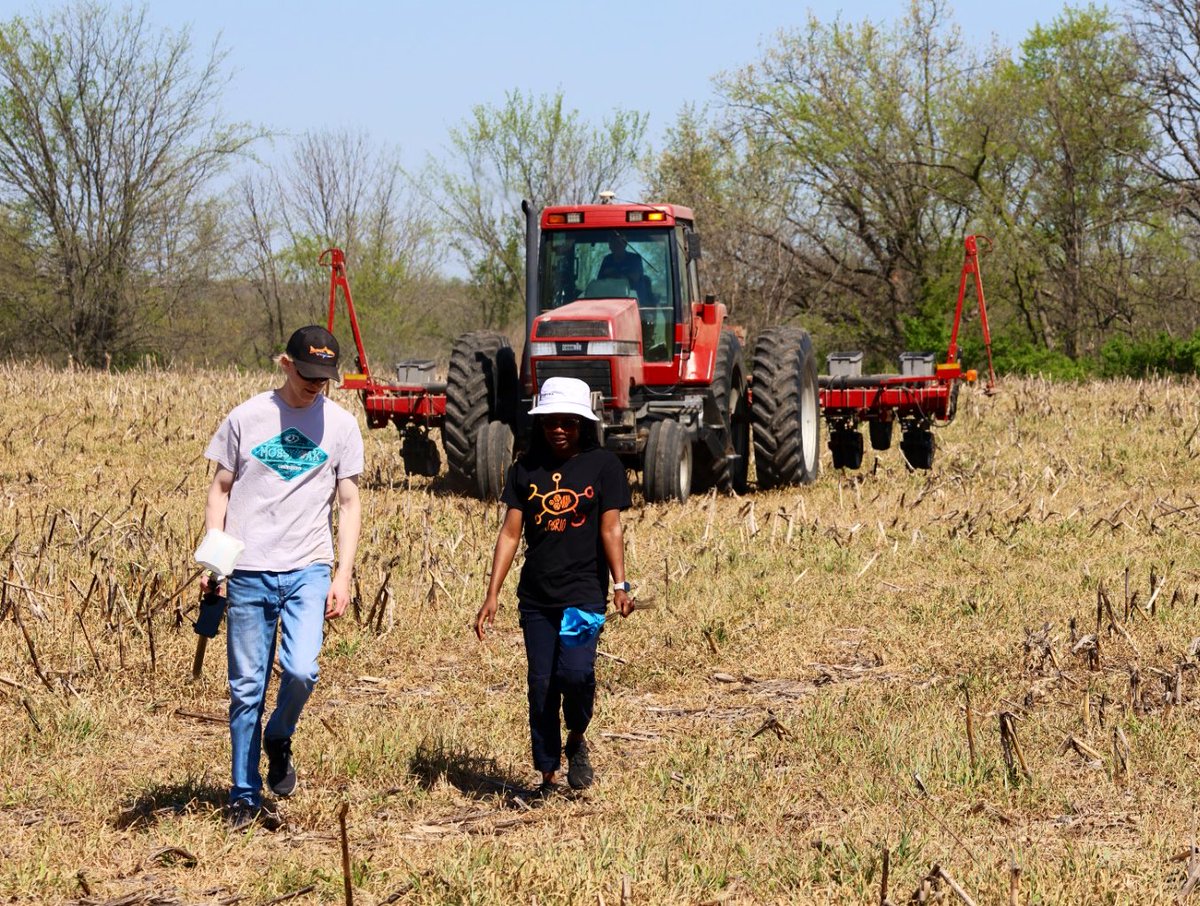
[202,325,363,831]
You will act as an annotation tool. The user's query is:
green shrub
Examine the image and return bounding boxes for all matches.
[1100,332,1200,377]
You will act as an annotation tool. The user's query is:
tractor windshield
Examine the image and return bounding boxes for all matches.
[538,228,675,361]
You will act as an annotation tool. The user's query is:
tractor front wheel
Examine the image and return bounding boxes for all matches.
[643,420,692,503]
[400,428,441,477]
[475,420,514,501]
[751,327,821,489]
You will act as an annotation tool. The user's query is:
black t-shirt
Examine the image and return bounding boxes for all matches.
[501,446,632,608]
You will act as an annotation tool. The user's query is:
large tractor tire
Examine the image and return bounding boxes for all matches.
[475,420,514,501]
[751,326,821,489]
[643,420,692,503]
[443,330,518,497]
[694,329,750,494]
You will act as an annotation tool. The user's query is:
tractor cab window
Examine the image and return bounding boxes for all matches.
[538,227,676,361]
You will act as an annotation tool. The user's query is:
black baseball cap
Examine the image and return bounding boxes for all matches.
[286,325,341,382]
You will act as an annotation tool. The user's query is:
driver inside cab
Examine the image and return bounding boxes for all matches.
[598,237,654,306]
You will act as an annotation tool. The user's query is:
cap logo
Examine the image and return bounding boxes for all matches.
[308,345,336,359]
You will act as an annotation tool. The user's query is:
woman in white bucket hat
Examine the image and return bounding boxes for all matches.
[475,376,634,796]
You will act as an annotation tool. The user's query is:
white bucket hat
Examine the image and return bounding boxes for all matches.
[529,376,599,421]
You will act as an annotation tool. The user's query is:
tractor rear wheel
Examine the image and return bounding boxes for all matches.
[643,420,692,503]
[751,327,820,489]
[443,330,518,496]
[694,329,749,494]
[475,420,514,501]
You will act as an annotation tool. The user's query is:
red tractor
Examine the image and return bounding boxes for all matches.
[328,200,991,497]
[330,198,821,501]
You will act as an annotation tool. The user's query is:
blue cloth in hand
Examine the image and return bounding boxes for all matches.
[559,607,605,648]
[193,592,227,638]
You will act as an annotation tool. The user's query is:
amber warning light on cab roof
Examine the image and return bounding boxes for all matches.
[625,210,665,222]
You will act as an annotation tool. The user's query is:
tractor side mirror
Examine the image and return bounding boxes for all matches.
[687,233,702,262]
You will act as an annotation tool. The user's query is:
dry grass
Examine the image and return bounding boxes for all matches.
[3,364,1200,904]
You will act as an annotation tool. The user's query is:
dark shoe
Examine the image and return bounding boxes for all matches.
[264,736,297,798]
[256,801,283,832]
[224,801,281,832]
[224,801,259,832]
[565,739,594,790]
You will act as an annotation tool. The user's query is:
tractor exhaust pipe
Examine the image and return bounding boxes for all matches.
[521,199,539,385]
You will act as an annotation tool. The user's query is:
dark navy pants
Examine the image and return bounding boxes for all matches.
[519,603,604,772]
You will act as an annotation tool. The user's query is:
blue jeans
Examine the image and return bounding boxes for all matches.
[519,603,604,773]
[225,564,329,807]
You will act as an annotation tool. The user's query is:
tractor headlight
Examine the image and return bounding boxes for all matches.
[587,340,640,356]
[529,342,557,357]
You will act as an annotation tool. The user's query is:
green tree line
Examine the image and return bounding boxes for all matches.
[0,0,1196,379]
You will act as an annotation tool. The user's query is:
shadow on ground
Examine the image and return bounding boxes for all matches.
[115,778,226,829]
[357,465,469,499]
[408,737,534,802]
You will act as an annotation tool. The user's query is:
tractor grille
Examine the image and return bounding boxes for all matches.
[536,319,608,338]
[534,360,613,399]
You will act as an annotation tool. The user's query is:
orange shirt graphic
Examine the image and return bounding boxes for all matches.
[528,471,595,531]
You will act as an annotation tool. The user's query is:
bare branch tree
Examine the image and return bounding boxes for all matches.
[230,169,295,356]
[1131,0,1200,227]
[233,128,440,365]
[672,0,986,356]
[428,89,648,328]
[0,2,258,366]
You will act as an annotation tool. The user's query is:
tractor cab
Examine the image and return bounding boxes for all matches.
[328,195,826,504]
[538,226,675,362]
[530,204,702,391]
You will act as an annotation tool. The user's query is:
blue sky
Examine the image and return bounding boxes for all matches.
[1,1,1129,175]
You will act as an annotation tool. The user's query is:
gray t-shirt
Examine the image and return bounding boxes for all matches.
[205,390,364,572]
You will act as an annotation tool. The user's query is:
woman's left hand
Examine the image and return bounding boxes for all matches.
[614,588,634,617]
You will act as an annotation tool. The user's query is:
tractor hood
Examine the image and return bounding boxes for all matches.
[532,297,642,344]
[528,297,645,409]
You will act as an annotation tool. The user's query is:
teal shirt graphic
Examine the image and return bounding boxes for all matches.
[252,429,328,480]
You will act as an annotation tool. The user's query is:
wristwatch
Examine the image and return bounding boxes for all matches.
[613,581,631,593]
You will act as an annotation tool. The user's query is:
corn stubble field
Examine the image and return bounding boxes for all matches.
[4,364,1200,904]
